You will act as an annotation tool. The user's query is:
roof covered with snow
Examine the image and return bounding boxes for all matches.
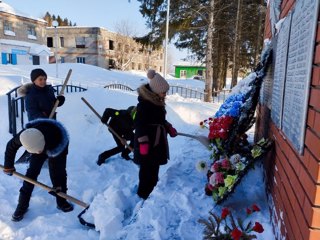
[0,1,46,23]
[0,39,51,55]
[173,61,205,67]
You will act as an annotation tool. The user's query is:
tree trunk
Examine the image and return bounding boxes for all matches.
[204,0,215,102]
[253,1,265,67]
[231,0,242,88]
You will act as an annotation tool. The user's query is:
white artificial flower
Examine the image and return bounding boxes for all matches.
[196,160,208,173]
[230,154,241,166]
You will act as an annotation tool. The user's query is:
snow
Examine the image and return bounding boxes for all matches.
[0,1,46,23]
[0,63,275,240]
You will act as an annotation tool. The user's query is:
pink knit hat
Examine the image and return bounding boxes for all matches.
[147,69,169,94]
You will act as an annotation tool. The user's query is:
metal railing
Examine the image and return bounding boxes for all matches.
[104,84,134,91]
[105,83,231,102]
[7,84,87,136]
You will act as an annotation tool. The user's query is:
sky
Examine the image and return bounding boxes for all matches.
[0,63,275,239]
[3,0,189,65]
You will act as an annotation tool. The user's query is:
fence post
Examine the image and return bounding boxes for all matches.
[8,95,12,134]
[20,98,25,130]
[11,98,17,136]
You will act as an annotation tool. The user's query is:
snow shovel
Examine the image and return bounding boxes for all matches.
[49,69,72,118]
[16,69,73,164]
[177,132,210,149]
[81,97,133,152]
[0,164,95,228]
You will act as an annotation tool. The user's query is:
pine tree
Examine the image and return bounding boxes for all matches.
[136,0,266,100]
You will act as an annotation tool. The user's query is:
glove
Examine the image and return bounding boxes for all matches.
[3,167,15,176]
[101,111,110,124]
[139,143,149,155]
[168,125,178,138]
[57,95,65,106]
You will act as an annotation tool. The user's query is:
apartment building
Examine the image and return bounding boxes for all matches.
[46,26,164,72]
[0,1,50,65]
[0,1,164,72]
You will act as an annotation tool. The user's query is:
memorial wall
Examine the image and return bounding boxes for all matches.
[262,0,319,154]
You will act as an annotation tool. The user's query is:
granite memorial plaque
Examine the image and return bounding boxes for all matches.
[281,0,319,154]
[271,13,292,127]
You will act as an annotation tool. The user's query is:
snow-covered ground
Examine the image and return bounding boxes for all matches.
[0,63,274,240]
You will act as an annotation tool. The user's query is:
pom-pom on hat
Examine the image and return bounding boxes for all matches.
[30,68,47,82]
[20,128,45,154]
[147,69,169,94]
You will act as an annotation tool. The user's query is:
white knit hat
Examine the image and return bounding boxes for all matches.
[20,128,45,154]
[147,69,169,94]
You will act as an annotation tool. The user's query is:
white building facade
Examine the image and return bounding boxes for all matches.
[0,1,50,65]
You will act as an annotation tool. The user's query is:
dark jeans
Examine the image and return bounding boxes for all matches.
[99,133,133,160]
[137,159,160,199]
[17,147,68,210]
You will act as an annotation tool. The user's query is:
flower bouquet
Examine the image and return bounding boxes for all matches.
[204,138,272,203]
[199,45,273,204]
[199,205,264,240]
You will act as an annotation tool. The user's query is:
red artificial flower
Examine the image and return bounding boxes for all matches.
[231,228,242,240]
[252,222,264,233]
[221,207,230,219]
[219,130,228,140]
[205,183,213,196]
[246,208,252,215]
[252,204,261,212]
[212,162,220,172]
[221,159,231,170]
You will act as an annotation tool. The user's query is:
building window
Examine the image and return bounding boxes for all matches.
[1,53,16,64]
[197,69,203,76]
[47,37,53,47]
[27,25,37,39]
[76,57,85,63]
[109,40,114,50]
[138,63,142,70]
[4,21,15,36]
[180,70,187,78]
[75,37,86,48]
[60,37,64,47]
[60,56,65,63]
[109,59,115,69]
[131,62,135,70]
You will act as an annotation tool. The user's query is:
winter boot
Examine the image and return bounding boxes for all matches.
[97,155,106,166]
[57,199,74,212]
[11,206,28,222]
[97,147,121,165]
[121,148,132,160]
[97,151,113,165]
[12,191,31,222]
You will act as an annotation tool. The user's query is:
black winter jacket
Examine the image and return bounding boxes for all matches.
[4,119,69,169]
[101,108,134,140]
[134,84,171,165]
[18,83,62,121]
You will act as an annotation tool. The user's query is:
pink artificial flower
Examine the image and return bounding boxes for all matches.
[215,172,224,184]
[221,158,231,170]
[211,162,220,172]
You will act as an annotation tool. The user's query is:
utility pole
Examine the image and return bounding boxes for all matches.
[163,0,170,78]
